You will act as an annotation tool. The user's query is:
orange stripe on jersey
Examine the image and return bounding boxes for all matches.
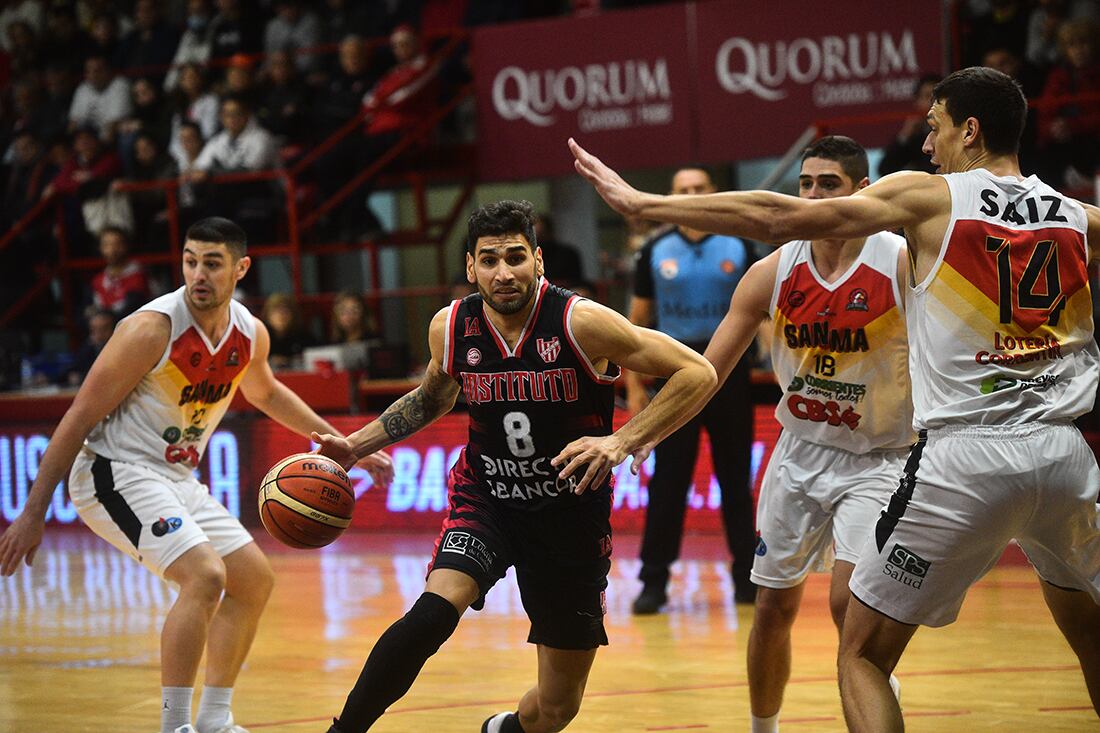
[943,220,1089,334]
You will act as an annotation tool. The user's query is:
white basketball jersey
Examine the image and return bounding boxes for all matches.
[85,287,257,479]
[769,233,914,453]
[909,169,1097,429]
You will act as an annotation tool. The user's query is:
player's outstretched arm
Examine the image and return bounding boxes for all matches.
[0,312,169,576]
[240,319,394,487]
[569,138,942,243]
[551,301,717,494]
[313,307,461,471]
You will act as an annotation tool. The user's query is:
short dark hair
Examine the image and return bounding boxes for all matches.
[801,135,868,183]
[185,217,247,258]
[466,200,537,254]
[932,67,1026,156]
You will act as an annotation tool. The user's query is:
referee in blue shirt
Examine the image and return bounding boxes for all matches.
[628,166,757,613]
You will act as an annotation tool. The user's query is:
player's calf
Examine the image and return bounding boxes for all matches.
[330,592,461,732]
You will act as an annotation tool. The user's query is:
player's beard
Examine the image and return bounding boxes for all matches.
[479,279,535,316]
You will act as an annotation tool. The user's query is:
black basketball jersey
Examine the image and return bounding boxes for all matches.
[442,279,620,511]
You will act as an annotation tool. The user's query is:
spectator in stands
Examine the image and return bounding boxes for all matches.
[171,63,221,149]
[1037,18,1100,189]
[328,291,376,345]
[164,0,215,92]
[0,129,55,300]
[187,97,280,239]
[533,213,584,287]
[189,97,278,178]
[87,12,122,69]
[68,55,132,143]
[264,0,321,73]
[2,78,47,153]
[4,20,40,77]
[67,308,116,385]
[221,53,259,109]
[262,292,314,370]
[964,0,1031,67]
[312,34,380,241]
[361,24,440,146]
[1,130,53,226]
[877,73,940,177]
[39,5,92,74]
[0,2,43,51]
[42,126,125,250]
[314,35,375,137]
[209,0,262,63]
[1027,0,1100,69]
[118,132,176,245]
[982,46,1043,172]
[317,0,376,53]
[172,120,205,219]
[41,62,77,141]
[116,0,180,84]
[90,226,150,319]
[118,77,174,164]
[258,49,310,143]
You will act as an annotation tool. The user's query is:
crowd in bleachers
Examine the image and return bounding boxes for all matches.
[3,0,1100,393]
[939,0,1099,189]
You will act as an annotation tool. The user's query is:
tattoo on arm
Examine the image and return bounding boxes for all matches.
[379,364,457,441]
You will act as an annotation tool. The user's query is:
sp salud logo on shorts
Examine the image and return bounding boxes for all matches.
[151,517,183,537]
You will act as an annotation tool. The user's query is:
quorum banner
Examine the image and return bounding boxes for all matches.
[0,408,782,534]
[472,0,944,180]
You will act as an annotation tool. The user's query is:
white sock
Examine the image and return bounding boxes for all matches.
[161,687,193,733]
[195,686,234,733]
[889,673,901,704]
[751,712,779,733]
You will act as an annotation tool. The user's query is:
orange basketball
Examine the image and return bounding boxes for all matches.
[258,453,356,549]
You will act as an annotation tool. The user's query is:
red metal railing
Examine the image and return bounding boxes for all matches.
[1,31,477,345]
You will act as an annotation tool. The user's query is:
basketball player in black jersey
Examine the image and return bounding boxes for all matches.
[312,200,717,733]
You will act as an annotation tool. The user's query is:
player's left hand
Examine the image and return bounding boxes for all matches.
[552,435,630,495]
[357,450,394,489]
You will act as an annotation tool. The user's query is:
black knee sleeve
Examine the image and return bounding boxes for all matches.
[334,592,460,732]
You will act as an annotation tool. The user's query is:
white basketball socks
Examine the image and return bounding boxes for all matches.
[161,686,193,733]
[196,686,234,733]
[750,712,779,733]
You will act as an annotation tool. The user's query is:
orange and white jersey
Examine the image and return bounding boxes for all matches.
[910,170,1098,429]
[770,233,913,453]
[85,287,256,479]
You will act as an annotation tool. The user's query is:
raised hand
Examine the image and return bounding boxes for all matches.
[568,138,644,217]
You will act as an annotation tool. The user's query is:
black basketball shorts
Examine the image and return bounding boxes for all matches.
[428,478,612,651]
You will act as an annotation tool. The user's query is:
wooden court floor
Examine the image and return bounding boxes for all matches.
[1,529,1095,732]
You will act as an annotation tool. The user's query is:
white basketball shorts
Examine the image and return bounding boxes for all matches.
[751,430,906,589]
[69,448,254,579]
[849,422,1100,627]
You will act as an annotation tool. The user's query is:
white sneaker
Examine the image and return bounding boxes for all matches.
[172,727,198,733]
[210,714,249,733]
